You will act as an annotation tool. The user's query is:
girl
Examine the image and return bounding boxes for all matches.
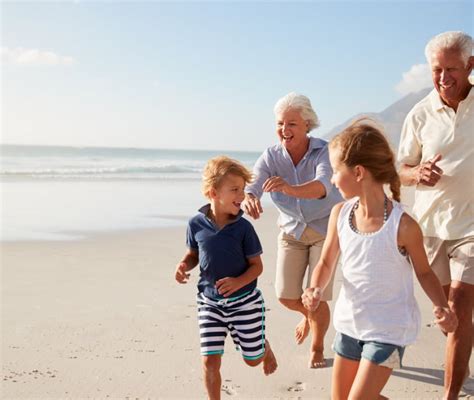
[302,121,457,400]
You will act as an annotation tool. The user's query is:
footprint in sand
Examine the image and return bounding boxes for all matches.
[221,384,237,396]
[287,381,306,392]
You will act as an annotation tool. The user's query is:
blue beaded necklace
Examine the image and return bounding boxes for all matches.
[349,195,388,236]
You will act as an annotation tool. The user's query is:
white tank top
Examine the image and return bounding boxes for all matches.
[333,198,421,346]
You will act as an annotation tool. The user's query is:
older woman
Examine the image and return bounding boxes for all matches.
[242,92,342,368]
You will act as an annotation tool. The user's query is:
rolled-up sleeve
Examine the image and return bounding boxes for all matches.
[398,112,422,166]
[246,151,271,199]
[314,145,333,196]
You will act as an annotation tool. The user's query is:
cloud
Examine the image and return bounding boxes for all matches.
[395,63,432,95]
[1,47,75,66]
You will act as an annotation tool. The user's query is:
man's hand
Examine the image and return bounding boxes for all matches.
[175,262,190,284]
[242,193,263,219]
[416,154,443,186]
[433,306,458,333]
[302,287,322,311]
[215,277,243,297]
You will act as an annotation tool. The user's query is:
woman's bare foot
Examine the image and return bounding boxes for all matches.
[295,317,310,345]
[309,349,326,369]
[263,340,278,375]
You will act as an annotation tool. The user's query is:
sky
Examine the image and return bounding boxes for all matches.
[1,1,472,152]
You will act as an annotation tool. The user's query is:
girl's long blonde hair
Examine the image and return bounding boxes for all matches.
[330,119,401,202]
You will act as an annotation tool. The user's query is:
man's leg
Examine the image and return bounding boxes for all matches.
[444,281,474,399]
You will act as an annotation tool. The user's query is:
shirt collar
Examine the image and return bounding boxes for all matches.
[198,203,244,222]
[308,136,327,151]
[430,76,474,112]
[278,135,327,155]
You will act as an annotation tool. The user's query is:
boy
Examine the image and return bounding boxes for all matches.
[175,156,277,400]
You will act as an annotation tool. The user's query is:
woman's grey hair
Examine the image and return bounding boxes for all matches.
[425,31,473,65]
[273,92,320,132]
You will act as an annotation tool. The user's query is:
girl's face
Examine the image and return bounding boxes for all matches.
[329,146,359,200]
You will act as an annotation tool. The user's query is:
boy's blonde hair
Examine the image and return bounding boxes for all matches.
[202,156,253,199]
[329,119,401,202]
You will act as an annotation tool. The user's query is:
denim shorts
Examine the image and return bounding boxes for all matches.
[332,332,405,369]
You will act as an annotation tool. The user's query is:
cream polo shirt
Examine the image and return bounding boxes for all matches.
[398,81,474,240]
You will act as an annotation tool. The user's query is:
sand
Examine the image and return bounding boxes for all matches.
[1,204,473,399]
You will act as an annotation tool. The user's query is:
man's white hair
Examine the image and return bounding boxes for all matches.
[425,31,473,65]
[273,92,320,132]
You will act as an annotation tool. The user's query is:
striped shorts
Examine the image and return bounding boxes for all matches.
[197,289,266,360]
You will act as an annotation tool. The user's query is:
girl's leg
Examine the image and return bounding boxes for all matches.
[348,358,392,400]
[331,354,360,400]
[202,354,222,400]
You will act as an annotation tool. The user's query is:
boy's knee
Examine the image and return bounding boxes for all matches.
[243,357,263,367]
[202,355,221,373]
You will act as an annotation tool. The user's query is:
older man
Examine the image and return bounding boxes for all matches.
[398,31,473,400]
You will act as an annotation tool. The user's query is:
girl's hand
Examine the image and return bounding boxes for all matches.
[175,262,190,284]
[262,176,291,195]
[433,306,458,333]
[302,287,322,311]
[215,277,243,297]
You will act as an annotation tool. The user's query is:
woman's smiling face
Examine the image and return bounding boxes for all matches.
[275,108,309,152]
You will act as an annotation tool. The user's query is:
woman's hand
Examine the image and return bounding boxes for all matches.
[433,306,458,333]
[241,193,263,219]
[302,287,322,311]
[262,176,292,195]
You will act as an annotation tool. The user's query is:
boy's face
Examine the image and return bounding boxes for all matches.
[211,174,246,216]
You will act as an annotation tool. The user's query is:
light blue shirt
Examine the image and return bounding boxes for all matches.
[246,136,342,240]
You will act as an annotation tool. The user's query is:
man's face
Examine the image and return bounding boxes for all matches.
[430,49,473,108]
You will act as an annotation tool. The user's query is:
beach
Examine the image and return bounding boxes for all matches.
[2,203,473,399]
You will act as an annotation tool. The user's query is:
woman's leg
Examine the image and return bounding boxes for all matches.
[308,301,330,367]
[307,234,332,367]
[275,230,310,344]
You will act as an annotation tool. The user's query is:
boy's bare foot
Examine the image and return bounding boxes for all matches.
[263,340,277,375]
[295,317,310,344]
[309,349,326,369]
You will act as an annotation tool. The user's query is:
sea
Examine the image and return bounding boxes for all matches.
[0,144,266,241]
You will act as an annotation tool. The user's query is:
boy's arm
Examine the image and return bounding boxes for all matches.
[175,248,199,284]
[215,254,263,298]
[302,202,342,310]
[398,214,457,332]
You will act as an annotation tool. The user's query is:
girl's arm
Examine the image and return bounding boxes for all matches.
[175,248,199,284]
[302,202,343,310]
[398,214,457,332]
[215,255,263,298]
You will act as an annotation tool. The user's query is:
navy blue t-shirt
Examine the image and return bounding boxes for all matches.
[186,204,263,299]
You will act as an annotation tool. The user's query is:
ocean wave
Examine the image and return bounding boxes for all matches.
[0,164,203,177]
